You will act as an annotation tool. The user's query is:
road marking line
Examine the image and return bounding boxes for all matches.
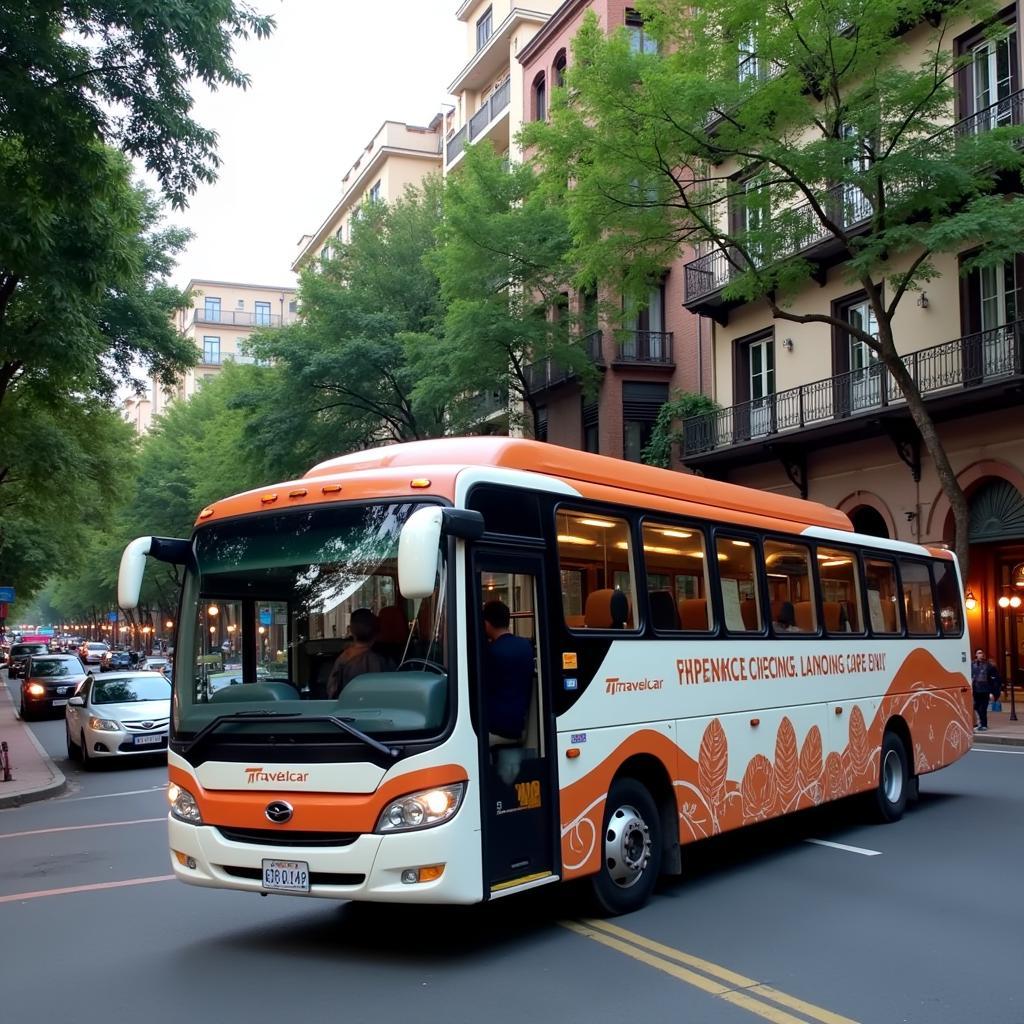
[805,839,882,856]
[0,874,174,904]
[970,747,1024,755]
[565,919,861,1024]
[0,817,165,840]
[59,786,167,803]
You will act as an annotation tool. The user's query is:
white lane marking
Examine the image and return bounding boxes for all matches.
[58,786,166,803]
[805,839,882,856]
[0,874,174,904]
[970,747,1024,755]
[0,817,165,840]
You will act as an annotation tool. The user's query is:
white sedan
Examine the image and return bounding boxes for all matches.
[65,671,171,767]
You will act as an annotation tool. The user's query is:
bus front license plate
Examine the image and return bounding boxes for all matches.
[262,860,310,892]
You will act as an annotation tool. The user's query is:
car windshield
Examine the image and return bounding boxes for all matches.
[31,659,82,677]
[92,677,170,704]
[13,645,46,656]
[87,644,106,651]
[174,502,450,744]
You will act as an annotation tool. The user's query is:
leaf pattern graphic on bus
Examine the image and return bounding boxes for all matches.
[774,717,799,812]
[798,725,823,805]
[741,754,776,822]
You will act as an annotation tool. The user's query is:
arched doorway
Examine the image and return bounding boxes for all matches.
[850,505,890,538]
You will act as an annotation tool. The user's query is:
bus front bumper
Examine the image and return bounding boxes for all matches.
[167,810,482,904]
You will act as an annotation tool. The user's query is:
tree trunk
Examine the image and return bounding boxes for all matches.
[877,328,971,580]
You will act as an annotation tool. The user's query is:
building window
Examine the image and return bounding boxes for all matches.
[236,299,244,310]
[288,300,298,314]
[368,179,382,203]
[731,330,775,440]
[535,405,548,442]
[582,398,599,452]
[622,381,668,462]
[960,22,1019,126]
[533,72,546,121]
[738,26,761,82]
[831,293,881,414]
[202,336,221,365]
[254,301,271,326]
[203,296,221,321]
[626,9,657,54]
[553,49,567,88]
[476,6,492,50]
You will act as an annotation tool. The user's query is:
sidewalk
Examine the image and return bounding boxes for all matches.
[974,705,1024,747]
[0,674,66,809]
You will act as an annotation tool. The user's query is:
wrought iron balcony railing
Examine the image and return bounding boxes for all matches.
[682,321,1024,458]
[616,330,674,365]
[523,330,605,395]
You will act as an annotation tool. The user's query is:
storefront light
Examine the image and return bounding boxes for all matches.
[964,590,978,611]
[998,595,1011,609]
[1011,595,1022,610]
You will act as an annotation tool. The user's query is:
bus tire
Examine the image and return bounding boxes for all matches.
[871,730,909,823]
[589,777,662,916]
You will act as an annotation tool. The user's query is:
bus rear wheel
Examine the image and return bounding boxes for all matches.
[589,777,662,916]
[870,730,909,823]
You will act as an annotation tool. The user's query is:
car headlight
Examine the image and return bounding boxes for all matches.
[375,783,465,834]
[88,715,121,732]
[27,683,46,696]
[167,783,203,825]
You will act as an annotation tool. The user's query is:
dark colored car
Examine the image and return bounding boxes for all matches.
[20,654,88,719]
[8,642,49,679]
[101,649,132,672]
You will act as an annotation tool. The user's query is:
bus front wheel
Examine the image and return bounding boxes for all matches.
[871,730,910,823]
[590,777,662,916]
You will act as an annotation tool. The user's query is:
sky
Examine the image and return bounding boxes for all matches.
[166,0,465,289]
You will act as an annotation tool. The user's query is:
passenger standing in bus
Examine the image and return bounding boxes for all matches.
[482,600,534,744]
[326,609,393,698]
[971,649,1000,731]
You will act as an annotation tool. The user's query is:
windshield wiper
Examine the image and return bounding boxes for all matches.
[179,710,400,761]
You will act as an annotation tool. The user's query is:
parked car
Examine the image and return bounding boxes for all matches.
[20,655,88,720]
[143,656,170,675]
[66,671,171,766]
[79,641,109,666]
[101,649,132,672]
[7,642,50,679]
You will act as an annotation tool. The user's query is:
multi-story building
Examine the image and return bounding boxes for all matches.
[293,118,444,272]
[120,393,153,435]
[515,0,708,460]
[675,13,1024,672]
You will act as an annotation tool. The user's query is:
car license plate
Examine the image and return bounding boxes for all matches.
[52,699,68,707]
[262,859,309,892]
[133,734,164,746]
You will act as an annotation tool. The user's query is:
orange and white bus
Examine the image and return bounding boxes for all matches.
[118,438,972,914]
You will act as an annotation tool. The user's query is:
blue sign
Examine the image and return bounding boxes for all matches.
[0,586,15,603]
[259,609,272,626]
[38,627,55,636]
[107,611,119,622]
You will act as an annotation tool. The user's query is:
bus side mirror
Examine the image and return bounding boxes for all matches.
[118,537,153,611]
[398,507,484,599]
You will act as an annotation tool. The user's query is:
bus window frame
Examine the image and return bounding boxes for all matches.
[710,528,768,638]
[862,553,905,638]
[553,501,643,636]
[761,533,822,639]
[930,557,965,638]
[638,515,716,637]
[812,543,867,638]
[897,556,942,638]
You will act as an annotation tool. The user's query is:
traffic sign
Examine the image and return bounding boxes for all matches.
[107,611,118,622]
[0,586,14,603]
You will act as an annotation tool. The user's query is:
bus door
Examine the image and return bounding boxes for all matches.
[471,552,557,894]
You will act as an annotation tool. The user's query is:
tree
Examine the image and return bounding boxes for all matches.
[527,1,1024,574]
[643,392,721,468]
[246,179,448,460]
[421,143,598,436]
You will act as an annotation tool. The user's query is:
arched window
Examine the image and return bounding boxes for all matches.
[533,72,546,121]
[553,49,567,89]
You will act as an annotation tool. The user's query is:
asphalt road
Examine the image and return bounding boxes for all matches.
[2,667,1023,1024]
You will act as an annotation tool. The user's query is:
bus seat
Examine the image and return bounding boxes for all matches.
[678,598,709,630]
[823,601,842,632]
[770,599,784,624]
[740,599,759,630]
[793,601,815,632]
[585,589,631,629]
[649,590,680,630]
[565,613,586,628]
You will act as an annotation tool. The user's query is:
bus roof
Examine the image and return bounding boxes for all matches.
[303,438,852,532]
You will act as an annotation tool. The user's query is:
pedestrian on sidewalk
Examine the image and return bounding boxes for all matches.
[971,648,1000,731]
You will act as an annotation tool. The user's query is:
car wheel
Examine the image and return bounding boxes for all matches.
[588,777,662,916]
[869,729,910,823]
[66,725,81,762]
[80,733,93,771]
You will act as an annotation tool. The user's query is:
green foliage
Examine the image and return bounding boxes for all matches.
[245,178,448,461]
[421,143,596,435]
[642,392,721,468]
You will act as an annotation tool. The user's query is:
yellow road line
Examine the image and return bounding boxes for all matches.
[563,918,861,1024]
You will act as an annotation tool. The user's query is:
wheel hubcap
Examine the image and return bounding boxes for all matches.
[882,748,903,803]
[604,803,651,889]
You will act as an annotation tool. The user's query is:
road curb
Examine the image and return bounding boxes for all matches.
[972,735,1024,748]
[0,679,68,809]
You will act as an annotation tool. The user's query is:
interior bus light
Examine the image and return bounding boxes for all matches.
[658,529,692,539]
[576,517,616,528]
[643,545,683,556]
[822,559,852,567]
[558,534,597,546]
[732,540,751,548]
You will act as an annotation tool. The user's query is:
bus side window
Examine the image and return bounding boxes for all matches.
[899,559,938,636]
[864,558,901,635]
[642,521,712,631]
[932,560,963,636]
[715,536,762,632]
[556,509,637,630]
[763,539,817,633]
[817,547,863,633]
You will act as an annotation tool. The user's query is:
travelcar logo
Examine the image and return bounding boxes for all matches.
[605,676,663,694]
[244,767,310,784]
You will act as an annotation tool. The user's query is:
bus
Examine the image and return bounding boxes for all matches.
[118,437,972,914]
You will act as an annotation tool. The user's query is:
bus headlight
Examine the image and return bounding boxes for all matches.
[168,782,203,825]
[375,783,465,833]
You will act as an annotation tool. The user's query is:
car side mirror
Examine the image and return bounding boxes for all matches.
[68,696,85,707]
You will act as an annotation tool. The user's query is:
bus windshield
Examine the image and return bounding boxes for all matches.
[174,502,450,743]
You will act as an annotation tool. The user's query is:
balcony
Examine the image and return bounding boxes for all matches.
[681,321,1024,468]
[684,89,1024,320]
[193,310,285,328]
[467,389,508,422]
[614,330,674,367]
[448,79,511,168]
[446,124,468,165]
[524,330,605,395]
